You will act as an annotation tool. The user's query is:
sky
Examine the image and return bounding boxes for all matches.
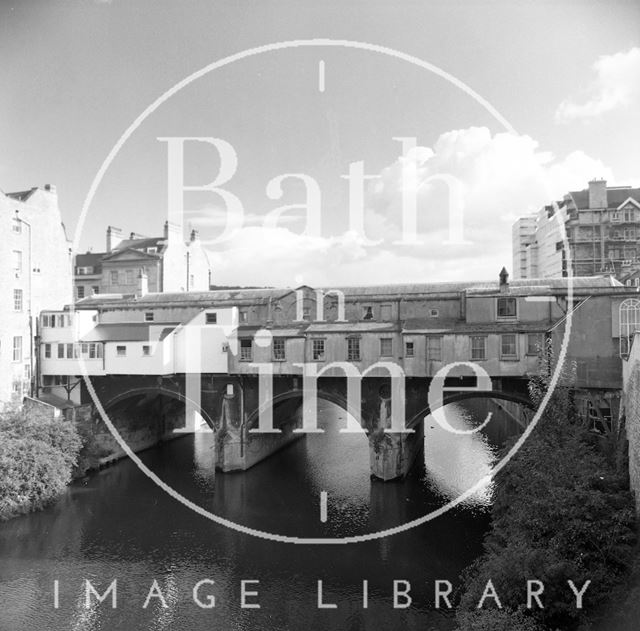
[1,0,639,288]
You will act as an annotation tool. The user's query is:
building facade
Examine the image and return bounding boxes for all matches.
[0,184,72,406]
[73,222,212,300]
[40,271,627,424]
[513,179,640,280]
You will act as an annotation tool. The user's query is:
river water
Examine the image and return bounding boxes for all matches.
[0,399,523,631]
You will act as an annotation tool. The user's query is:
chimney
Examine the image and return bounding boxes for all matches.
[106,226,123,253]
[499,267,509,292]
[130,232,136,240]
[136,269,148,297]
[190,228,199,242]
[43,184,57,194]
[588,179,607,209]
[163,220,181,244]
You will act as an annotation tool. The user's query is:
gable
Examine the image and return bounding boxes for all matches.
[617,196,640,211]
[102,247,160,262]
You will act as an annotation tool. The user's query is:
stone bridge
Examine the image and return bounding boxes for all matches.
[87,373,533,481]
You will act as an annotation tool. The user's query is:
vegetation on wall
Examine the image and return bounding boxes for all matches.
[0,406,82,520]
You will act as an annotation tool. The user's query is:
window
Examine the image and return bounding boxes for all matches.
[500,334,518,359]
[239,310,248,323]
[44,343,51,359]
[405,341,414,357]
[429,308,439,318]
[12,381,21,395]
[13,289,22,311]
[302,307,311,321]
[380,338,393,356]
[145,311,155,322]
[92,286,99,295]
[312,338,325,361]
[497,297,517,318]
[41,314,50,327]
[363,306,374,320]
[24,365,30,380]
[147,247,157,254]
[612,211,620,222]
[240,339,252,361]
[12,217,21,233]
[126,270,134,285]
[76,266,93,275]
[470,336,487,361]
[205,313,217,324]
[347,337,361,361]
[12,250,22,272]
[272,338,286,361]
[57,344,64,359]
[427,336,442,361]
[66,344,73,358]
[624,207,636,223]
[12,336,22,362]
[527,333,542,355]
[77,286,85,299]
[116,345,126,357]
[58,314,67,327]
[556,241,563,251]
[380,304,392,320]
[142,345,151,356]
[625,228,635,241]
[110,270,118,284]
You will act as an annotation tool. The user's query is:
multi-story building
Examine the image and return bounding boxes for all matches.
[0,184,72,406]
[73,222,212,300]
[513,179,640,280]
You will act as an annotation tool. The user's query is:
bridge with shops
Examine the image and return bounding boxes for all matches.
[36,272,635,479]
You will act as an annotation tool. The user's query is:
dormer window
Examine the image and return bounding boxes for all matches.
[147,247,157,254]
[497,297,517,319]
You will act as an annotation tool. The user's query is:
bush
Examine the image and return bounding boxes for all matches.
[0,406,82,520]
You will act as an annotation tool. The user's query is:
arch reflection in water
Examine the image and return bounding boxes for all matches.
[422,399,525,508]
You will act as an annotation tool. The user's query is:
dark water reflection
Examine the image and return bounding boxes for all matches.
[0,398,523,631]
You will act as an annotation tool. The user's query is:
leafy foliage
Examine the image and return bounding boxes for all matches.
[0,406,82,520]
[455,344,637,630]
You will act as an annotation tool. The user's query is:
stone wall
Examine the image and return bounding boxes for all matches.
[623,347,640,513]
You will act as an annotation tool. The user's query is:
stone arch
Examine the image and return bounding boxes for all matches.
[103,386,217,430]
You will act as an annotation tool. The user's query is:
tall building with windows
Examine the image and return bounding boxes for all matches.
[73,222,212,300]
[512,179,640,280]
[0,184,72,406]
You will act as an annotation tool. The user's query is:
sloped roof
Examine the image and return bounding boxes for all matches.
[80,323,178,342]
[568,186,640,210]
[75,252,105,272]
[6,188,37,202]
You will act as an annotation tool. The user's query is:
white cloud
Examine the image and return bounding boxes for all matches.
[202,127,613,287]
[555,47,640,123]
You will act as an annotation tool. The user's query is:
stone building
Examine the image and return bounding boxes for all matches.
[73,222,212,299]
[0,184,72,406]
[512,179,640,280]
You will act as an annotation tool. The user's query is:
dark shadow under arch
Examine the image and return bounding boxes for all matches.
[102,386,217,429]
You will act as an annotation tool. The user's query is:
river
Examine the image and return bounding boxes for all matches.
[0,398,523,631]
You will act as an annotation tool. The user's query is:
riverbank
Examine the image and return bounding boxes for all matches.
[453,380,637,631]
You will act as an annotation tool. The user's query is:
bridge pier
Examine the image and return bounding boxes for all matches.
[368,395,425,481]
